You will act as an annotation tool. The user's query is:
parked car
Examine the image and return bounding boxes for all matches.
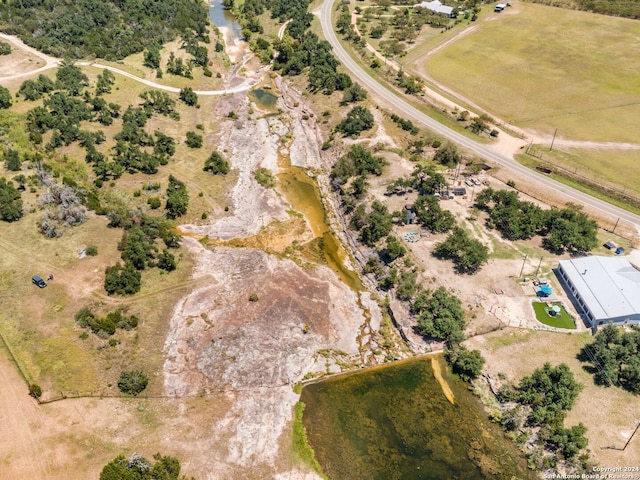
[32,275,47,288]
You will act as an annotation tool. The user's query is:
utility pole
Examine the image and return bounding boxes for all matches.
[550,127,558,151]
[519,254,528,279]
[612,217,620,234]
[535,257,543,277]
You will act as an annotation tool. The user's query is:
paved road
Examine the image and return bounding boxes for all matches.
[318,0,640,229]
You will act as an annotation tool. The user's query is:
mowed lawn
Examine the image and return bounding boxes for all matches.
[421,3,640,143]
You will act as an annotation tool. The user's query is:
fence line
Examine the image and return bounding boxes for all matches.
[525,146,640,207]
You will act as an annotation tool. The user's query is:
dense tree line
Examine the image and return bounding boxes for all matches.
[476,188,598,253]
[579,324,640,394]
[0,0,209,60]
[100,453,185,480]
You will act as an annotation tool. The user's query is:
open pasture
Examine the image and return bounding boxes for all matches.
[420,3,640,143]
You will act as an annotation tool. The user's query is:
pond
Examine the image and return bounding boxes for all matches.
[300,356,535,480]
[208,0,242,43]
[249,88,279,110]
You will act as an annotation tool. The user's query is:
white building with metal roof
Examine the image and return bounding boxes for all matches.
[419,1,456,17]
[557,256,640,327]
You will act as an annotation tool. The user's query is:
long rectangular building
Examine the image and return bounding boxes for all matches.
[557,256,640,327]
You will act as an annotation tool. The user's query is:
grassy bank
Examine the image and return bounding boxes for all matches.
[291,402,325,477]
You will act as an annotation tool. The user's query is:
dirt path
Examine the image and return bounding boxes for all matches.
[0,351,50,478]
[0,33,60,80]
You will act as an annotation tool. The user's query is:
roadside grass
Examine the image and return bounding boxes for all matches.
[515,153,640,217]
[291,402,326,478]
[531,301,575,329]
[422,3,640,143]
[521,145,640,201]
[467,329,640,465]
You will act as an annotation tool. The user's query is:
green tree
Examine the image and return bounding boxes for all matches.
[434,227,488,274]
[4,148,21,171]
[204,151,230,175]
[383,235,406,263]
[143,46,161,69]
[414,286,466,343]
[55,63,89,96]
[104,262,142,295]
[359,200,392,246]
[433,142,460,168]
[516,363,583,426]
[165,175,189,218]
[96,69,116,95]
[341,82,367,105]
[117,370,149,396]
[545,423,588,459]
[179,87,199,107]
[0,41,11,55]
[0,86,12,109]
[0,178,23,222]
[119,226,156,270]
[447,347,485,381]
[157,250,176,271]
[336,106,374,137]
[185,131,203,148]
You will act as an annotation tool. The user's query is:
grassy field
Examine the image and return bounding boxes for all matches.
[421,3,640,143]
[532,301,575,329]
[468,328,640,466]
[0,62,232,398]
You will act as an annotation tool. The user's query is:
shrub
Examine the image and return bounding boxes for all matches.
[117,370,149,396]
[204,151,230,175]
[249,293,259,302]
[157,250,176,272]
[104,262,142,295]
[28,383,42,399]
[185,131,203,148]
[147,197,161,209]
[254,168,275,188]
[86,245,98,256]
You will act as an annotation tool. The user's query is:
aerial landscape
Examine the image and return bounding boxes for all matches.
[1,0,639,478]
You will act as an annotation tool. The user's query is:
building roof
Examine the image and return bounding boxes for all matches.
[559,256,640,321]
[419,0,454,15]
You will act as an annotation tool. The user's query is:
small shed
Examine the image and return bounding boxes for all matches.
[603,241,617,250]
[452,187,467,196]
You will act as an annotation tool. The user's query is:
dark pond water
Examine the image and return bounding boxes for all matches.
[300,356,535,480]
[249,88,279,109]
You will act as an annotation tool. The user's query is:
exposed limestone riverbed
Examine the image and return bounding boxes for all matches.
[162,80,394,477]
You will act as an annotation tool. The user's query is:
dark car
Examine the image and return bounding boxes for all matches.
[32,275,47,288]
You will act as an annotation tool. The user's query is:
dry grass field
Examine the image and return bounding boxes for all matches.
[420,2,640,143]
[467,329,640,467]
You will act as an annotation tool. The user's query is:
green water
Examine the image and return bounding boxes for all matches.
[300,356,535,480]
[277,163,363,292]
[250,88,279,110]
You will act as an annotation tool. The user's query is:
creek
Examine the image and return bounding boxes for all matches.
[208,0,242,43]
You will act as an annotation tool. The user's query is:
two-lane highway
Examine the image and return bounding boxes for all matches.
[318,0,640,229]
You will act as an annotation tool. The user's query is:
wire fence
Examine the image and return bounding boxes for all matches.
[525,145,640,209]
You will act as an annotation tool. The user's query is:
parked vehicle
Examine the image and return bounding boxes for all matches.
[32,275,47,288]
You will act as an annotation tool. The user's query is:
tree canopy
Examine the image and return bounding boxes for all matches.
[0,178,23,222]
[336,106,374,137]
[514,363,583,426]
[1,0,209,60]
[434,227,489,274]
[580,324,640,394]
